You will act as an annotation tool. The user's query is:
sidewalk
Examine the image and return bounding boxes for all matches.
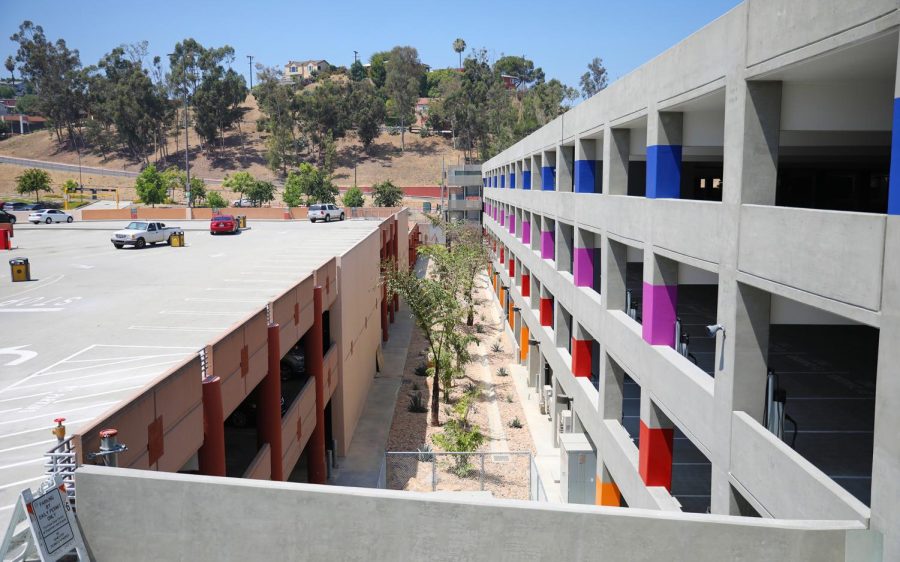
[328,258,424,488]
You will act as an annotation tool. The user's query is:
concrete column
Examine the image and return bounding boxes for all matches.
[556,223,573,274]
[306,286,327,484]
[500,166,506,188]
[871,40,900,558]
[642,253,678,347]
[638,394,674,490]
[602,235,627,312]
[573,228,596,289]
[510,163,516,189]
[710,78,783,515]
[527,341,541,388]
[522,212,532,245]
[557,145,574,192]
[539,286,553,327]
[603,127,630,196]
[575,138,600,194]
[596,464,621,506]
[646,111,683,199]
[508,210,516,235]
[571,324,592,378]
[541,150,556,191]
[198,375,226,477]
[598,351,624,420]
[532,154,543,190]
[258,323,285,481]
[540,216,555,261]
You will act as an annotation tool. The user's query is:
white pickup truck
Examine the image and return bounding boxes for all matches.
[111,221,183,249]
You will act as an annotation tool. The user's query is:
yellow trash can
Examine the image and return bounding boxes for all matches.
[169,232,185,247]
[9,257,30,282]
[237,215,247,229]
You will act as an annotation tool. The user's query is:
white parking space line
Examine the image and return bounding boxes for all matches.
[13,360,184,389]
[54,385,145,404]
[128,326,223,332]
[2,274,65,298]
[65,353,189,363]
[0,392,49,404]
[0,504,14,513]
[0,401,119,426]
[31,358,184,379]
[0,345,97,393]
[0,476,45,492]
[204,287,273,291]
[0,458,43,471]
[0,440,55,455]
[35,354,185,377]
[185,297,261,303]
[159,310,236,316]
[0,308,64,313]
[0,418,93,441]
[222,279,289,283]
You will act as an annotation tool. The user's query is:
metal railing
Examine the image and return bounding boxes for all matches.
[44,436,78,506]
[383,451,545,501]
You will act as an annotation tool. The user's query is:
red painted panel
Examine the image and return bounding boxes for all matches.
[539,298,553,327]
[571,339,592,378]
[508,258,515,277]
[638,421,674,490]
[521,275,531,297]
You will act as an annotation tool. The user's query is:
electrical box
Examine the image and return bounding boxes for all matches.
[559,433,596,505]
[559,410,573,434]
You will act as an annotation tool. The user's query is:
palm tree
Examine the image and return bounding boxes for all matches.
[452,38,466,69]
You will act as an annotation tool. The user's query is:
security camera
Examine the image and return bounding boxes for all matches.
[706,324,725,337]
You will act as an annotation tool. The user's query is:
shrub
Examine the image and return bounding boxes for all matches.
[407,392,428,413]
[416,443,435,463]
[464,382,480,395]
[414,363,428,377]
[505,394,514,403]
[491,342,503,353]
[496,367,509,378]
[474,323,484,334]
[508,417,523,429]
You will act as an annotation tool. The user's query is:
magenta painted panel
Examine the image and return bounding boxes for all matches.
[573,247,594,287]
[541,230,555,260]
[642,282,677,347]
[522,220,531,244]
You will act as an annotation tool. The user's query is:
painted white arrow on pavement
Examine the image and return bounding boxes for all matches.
[0,346,37,366]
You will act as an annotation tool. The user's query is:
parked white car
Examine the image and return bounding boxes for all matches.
[110,221,183,249]
[232,198,252,207]
[29,209,73,224]
[308,203,344,223]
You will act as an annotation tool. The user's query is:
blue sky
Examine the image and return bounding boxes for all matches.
[1,0,741,92]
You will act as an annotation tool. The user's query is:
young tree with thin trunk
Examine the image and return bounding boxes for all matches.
[384,46,423,151]
[16,168,52,202]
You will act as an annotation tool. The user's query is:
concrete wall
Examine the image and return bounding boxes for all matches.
[75,466,874,562]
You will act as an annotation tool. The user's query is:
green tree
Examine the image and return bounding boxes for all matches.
[0,120,10,137]
[297,79,350,162]
[4,55,14,84]
[493,55,544,90]
[206,190,227,209]
[349,59,366,82]
[431,387,485,475]
[134,164,166,207]
[372,179,403,207]
[222,171,256,202]
[246,180,275,207]
[14,93,38,115]
[350,80,385,152]
[15,168,52,202]
[62,178,79,193]
[368,51,389,89]
[282,169,304,208]
[0,85,14,98]
[342,185,364,208]
[188,177,207,206]
[321,131,337,175]
[384,46,423,150]
[452,38,466,69]
[579,57,609,99]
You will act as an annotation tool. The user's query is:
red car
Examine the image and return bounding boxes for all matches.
[210,215,239,235]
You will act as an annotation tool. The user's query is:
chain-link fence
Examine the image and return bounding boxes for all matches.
[380,451,545,501]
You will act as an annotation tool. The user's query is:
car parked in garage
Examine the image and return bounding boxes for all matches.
[29,209,73,224]
[210,214,239,235]
[308,203,344,223]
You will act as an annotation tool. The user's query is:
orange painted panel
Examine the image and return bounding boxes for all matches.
[243,443,272,480]
[79,392,155,470]
[156,404,204,473]
[154,357,202,432]
[245,346,268,394]
[243,309,268,353]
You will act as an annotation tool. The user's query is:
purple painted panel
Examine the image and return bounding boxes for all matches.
[642,282,677,347]
[500,212,505,226]
[541,230,555,260]
[573,247,594,288]
[522,220,531,244]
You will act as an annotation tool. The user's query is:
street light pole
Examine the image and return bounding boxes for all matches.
[184,90,190,208]
[247,54,254,90]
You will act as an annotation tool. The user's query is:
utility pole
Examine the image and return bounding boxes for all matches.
[183,90,191,208]
[247,55,254,90]
[353,50,358,63]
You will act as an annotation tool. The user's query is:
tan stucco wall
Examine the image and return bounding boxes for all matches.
[332,227,383,455]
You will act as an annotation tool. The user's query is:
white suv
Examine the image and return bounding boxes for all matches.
[308,203,344,223]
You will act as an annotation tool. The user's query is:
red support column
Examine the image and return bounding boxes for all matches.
[259,323,284,481]
[508,257,515,278]
[638,398,674,490]
[198,376,226,477]
[571,338,592,378]
[540,297,553,327]
[306,286,327,484]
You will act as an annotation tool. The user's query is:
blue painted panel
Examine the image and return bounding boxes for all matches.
[646,145,683,199]
[541,166,556,191]
[575,160,597,194]
[890,98,900,215]
[500,174,505,188]
[510,172,516,189]
[522,170,532,190]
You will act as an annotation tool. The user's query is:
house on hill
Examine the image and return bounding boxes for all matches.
[284,60,332,80]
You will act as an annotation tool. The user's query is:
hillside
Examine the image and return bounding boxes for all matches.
[0,94,466,201]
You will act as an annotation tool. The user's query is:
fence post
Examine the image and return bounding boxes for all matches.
[431,456,437,491]
[529,454,533,501]
[480,453,485,491]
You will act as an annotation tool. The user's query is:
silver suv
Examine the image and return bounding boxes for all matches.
[308,203,344,223]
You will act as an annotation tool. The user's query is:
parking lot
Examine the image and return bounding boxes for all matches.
[0,218,380,525]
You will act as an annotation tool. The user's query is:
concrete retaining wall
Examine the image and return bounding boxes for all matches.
[74,466,875,562]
